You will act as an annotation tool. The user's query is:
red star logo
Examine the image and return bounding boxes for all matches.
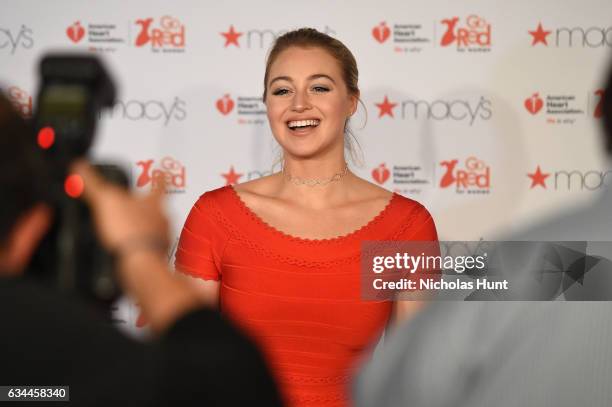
[221,25,242,47]
[528,23,551,46]
[222,166,243,185]
[375,95,397,118]
[527,165,550,189]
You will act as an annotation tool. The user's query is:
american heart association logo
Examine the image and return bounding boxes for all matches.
[372,163,390,184]
[216,94,235,115]
[66,21,85,43]
[525,93,543,115]
[372,22,391,44]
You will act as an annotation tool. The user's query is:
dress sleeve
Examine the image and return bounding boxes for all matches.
[403,203,438,242]
[175,193,228,281]
[395,202,440,298]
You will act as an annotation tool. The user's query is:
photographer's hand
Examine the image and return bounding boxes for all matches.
[72,161,212,334]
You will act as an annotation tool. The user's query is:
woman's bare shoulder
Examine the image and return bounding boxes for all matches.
[232,172,282,202]
[350,175,393,203]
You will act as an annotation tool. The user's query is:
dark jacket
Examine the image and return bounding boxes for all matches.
[0,277,282,406]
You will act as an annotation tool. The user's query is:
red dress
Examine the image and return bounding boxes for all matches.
[175,186,437,407]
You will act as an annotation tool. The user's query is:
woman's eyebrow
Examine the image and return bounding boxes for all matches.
[269,74,336,86]
[269,75,291,86]
[308,74,335,83]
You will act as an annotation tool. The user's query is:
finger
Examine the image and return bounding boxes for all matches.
[147,174,168,202]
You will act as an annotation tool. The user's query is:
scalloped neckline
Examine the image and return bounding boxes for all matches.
[228,185,398,244]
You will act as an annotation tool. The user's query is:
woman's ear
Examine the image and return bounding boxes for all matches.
[349,92,360,116]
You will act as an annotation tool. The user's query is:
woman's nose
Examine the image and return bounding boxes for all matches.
[291,90,311,112]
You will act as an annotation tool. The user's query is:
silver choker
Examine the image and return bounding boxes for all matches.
[282,163,349,187]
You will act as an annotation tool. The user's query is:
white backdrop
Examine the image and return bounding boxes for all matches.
[2,0,611,331]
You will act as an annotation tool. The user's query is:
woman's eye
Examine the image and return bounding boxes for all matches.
[272,88,290,96]
[312,86,330,93]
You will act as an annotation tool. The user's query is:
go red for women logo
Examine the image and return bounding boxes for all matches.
[135,157,186,193]
[135,16,185,52]
[439,157,490,194]
[440,15,491,51]
[7,86,32,118]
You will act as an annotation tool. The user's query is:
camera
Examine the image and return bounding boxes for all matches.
[28,54,127,308]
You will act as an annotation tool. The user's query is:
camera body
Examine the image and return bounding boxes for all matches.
[29,54,126,307]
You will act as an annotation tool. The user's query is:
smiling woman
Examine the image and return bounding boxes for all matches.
[175,28,438,407]
[265,46,356,165]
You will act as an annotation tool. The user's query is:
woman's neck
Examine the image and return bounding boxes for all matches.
[270,157,356,209]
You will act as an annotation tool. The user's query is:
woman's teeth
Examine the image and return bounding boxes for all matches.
[288,119,320,129]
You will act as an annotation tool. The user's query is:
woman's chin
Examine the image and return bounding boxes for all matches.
[277,138,324,158]
[283,149,323,161]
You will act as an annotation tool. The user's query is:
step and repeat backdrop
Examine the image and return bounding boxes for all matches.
[2,0,611,332]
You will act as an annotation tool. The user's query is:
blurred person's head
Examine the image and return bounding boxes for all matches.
[0,90,51,275]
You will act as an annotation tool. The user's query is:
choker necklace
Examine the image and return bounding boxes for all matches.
[282,163,349,187]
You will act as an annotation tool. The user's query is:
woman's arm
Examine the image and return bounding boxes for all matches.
[177,274,221,308]
[390,203,439,327]
[390,298,426,327]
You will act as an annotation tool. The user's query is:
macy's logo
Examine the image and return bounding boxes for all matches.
[104,97,186,125]
[529,22,612,48]
[0,24,34,54]
[528,165,612,191]
[220,24,336,49]
[375,95,492,125]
